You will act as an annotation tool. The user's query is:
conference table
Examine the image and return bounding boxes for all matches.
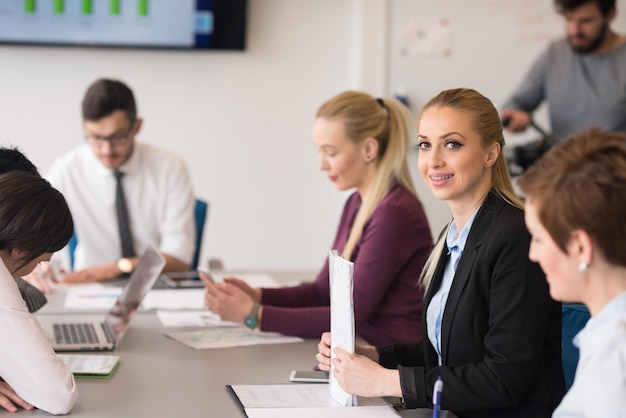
[17,271,457,418]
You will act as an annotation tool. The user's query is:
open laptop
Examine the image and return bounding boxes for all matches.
[38,245,165,352]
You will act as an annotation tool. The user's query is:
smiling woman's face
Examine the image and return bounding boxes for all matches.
[417,106,496,206]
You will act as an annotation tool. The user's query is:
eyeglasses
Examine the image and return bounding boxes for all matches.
[85,123,135,147]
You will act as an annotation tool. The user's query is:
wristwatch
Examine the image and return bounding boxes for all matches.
[117,257,134,275]
[244,303,260,329]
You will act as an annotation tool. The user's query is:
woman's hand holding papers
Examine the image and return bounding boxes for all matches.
[0,381,34,413]
[316,332,401,398]
[316,332,333,371]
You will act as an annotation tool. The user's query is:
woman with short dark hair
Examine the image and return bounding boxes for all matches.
[0,171,77,414]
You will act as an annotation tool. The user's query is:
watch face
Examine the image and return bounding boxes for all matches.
[118,258,133,273]
[244,316,258,329]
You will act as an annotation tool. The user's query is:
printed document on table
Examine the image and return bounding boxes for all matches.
[245,405,398,418]
[156,310,239,327]
[210,272,282,288]
[228,384,392,417]
[64,284,121,310]
[244,406,398,417]
[229,384,388,408]
[142,273,281,310]
[141,288,205,310]
[165,327,303,349]
[328,249,356,407]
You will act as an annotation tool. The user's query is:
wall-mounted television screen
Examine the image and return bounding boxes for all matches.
[0,0,247,50]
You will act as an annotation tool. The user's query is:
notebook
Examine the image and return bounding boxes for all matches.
[58,354,120,378]
[38,245,165,351]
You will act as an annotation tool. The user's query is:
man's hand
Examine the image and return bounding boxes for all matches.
[62,263,121,284]
[501,109,531,132]
[0,382,34,413]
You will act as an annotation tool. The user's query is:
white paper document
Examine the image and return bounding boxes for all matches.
[142,273,281,310]
[244,406,398,417]
[58,354,120,377]
[156,310,238,327]
[229,384,394,417]
[63,284,122,310]
[165,327,303,349]
[141,288,205,310]
[328,249,356,407]
[211,272,281,288]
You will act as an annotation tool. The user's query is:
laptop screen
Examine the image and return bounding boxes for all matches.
[104,246,165,344]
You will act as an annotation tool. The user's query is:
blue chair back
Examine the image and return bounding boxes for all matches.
[561,303,590,390]
[67,198,208,270]
[67,232,78,271]
[192,198,208,269]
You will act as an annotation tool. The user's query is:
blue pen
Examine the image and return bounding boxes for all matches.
[432,376,443,418]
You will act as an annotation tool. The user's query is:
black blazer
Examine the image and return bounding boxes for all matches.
[378,191,565,418]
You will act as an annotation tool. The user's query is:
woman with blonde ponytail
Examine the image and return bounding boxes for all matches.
[316,88,565,418]
[203,91,432,345]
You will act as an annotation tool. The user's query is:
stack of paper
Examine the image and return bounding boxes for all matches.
[328,249,356,407]
[165,327,303,349]
[58,354,120,378]
[228,384,396,417]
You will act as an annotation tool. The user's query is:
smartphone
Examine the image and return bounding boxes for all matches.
[159,271,205,288]
[289,370,329,383]
[199,270,215,284]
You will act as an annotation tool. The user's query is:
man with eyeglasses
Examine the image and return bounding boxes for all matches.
[27,78,195,291]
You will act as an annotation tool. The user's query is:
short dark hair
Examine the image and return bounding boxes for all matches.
[554,0,616,15]
[0,146,39,176]
[82,78,137,122]
[0,172,73,270]
[518,128,626,268]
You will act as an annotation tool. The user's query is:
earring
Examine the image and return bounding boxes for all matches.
[578,262,589,273]
[365,156,372,163]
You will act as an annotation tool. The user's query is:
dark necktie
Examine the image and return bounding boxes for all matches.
[114,170,136,258]
[16,277,47,313]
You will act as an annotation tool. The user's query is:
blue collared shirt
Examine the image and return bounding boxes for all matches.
[426,207,480,365]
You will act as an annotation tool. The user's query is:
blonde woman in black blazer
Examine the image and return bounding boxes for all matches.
[316,88,566,418]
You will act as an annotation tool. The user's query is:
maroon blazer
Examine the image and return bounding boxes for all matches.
[261,181,432,345]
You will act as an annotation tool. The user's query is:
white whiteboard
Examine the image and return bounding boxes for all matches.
[388,0,626,236]
[388,0,626,110]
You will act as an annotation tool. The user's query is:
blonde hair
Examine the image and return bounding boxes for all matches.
[417,88,523,289]
[316,91,417,260]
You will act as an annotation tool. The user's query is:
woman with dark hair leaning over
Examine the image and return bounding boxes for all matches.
[0,171,78,414]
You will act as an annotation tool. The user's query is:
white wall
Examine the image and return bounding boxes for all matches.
[387,0,626,237]
[0,0,366,271]
[1,0,623,271]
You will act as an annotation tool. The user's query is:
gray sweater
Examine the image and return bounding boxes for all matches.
[503,38,626,141]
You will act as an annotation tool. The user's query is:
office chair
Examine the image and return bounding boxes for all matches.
[67,198,208,270]
[561,303,590,390]
[191,198,208,269]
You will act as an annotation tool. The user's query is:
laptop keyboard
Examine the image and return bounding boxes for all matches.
[53,323,99,345]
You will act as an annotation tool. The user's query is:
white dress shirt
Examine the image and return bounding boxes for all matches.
[553,290,626,417]
[47,142,195,270]
[0,259,77,415]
